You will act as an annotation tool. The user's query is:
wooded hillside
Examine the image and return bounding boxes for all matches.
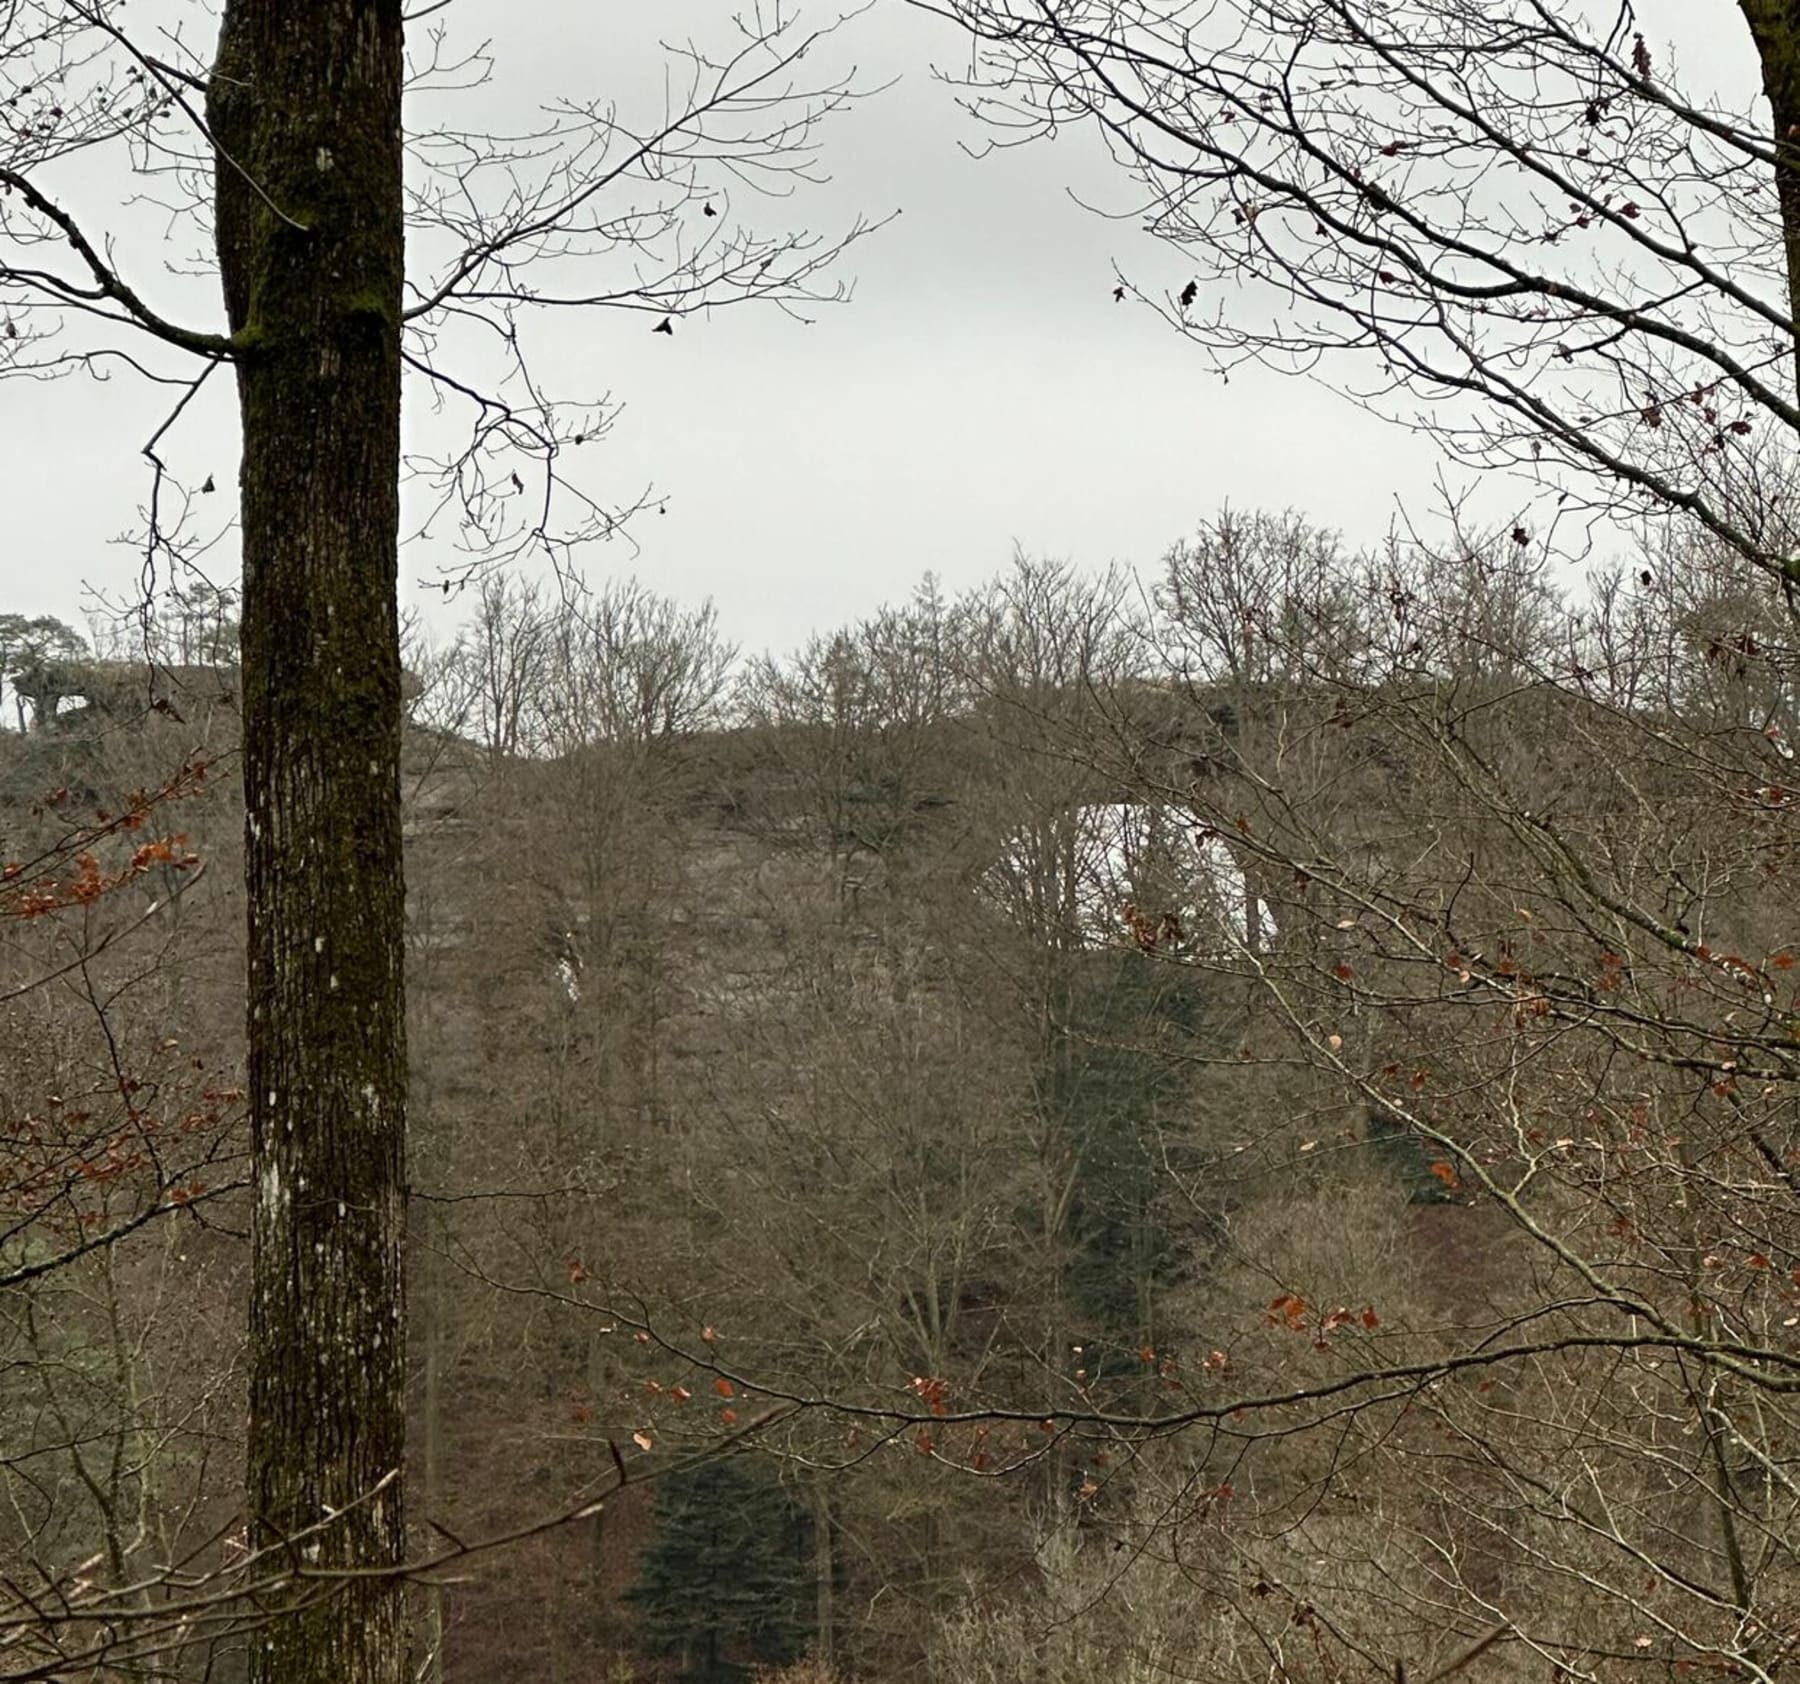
[8,521,1798,1683]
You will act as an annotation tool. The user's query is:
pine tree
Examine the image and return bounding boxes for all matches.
[1050,952,1199,1365]
[628,1456,815,1684]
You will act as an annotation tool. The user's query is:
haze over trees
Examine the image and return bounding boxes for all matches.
[6,2,1800,1684]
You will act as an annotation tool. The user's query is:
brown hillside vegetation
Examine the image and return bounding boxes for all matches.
[6,531,1800,1684]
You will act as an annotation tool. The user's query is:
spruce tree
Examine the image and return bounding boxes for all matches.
[628,1457,815,1684]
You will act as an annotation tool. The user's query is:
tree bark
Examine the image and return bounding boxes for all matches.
[1740,0,1800,405]
[208,4,409,1682]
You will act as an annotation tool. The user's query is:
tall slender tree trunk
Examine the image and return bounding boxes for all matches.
[208,4,409,1682]
[1743,0,1800,407]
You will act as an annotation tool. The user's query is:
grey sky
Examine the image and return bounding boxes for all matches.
[0,1,1765,656]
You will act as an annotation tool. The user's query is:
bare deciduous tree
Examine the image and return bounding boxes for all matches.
[0,4,873,1679]
[924,0,1800,570]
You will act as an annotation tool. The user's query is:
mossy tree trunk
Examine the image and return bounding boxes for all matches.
[208,4,409,1682]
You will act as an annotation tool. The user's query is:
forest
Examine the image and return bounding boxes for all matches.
[7,0,1800,1681]
[6,516,1800,1683]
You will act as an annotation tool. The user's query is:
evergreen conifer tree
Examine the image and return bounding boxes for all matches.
[628,1457,815,1684]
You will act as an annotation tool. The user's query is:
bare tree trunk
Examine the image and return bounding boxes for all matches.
[1742,0,1800,405]
[209,4,409,1682]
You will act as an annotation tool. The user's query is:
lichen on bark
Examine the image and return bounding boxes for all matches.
[209,3,410,1680]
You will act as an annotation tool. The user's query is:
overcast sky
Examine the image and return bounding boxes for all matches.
[0,1,1763,657]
